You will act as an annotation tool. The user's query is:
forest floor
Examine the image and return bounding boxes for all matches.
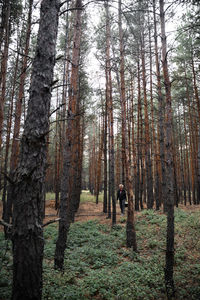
[45,199,131,225]
[0,195,199,229]
[1,194,200,300]
[44,197,199,225]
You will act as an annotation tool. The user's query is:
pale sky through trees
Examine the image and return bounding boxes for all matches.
[85,0,186,93]
[31,0,188,112]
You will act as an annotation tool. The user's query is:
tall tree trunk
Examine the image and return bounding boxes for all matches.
[96,120,104,204]
[103,101,108,213]
[153,0,166,211]
[130,75,138,210]
[140,30,154,209]
[11,0,60,298]
[149,15,160,210]
[191,53,200,203]
[10,0,33,171]
[159,0,175,298]
[105,0,116,224]
[135,61,141,211]
[54,88,60,210]
[0,1,10,155]
[115,126,121,190]
[5,0,33,227]
[54,0,82,270]
[118,0,137,250]
[0,0,7,52]
[2,51,19,228]
[183,67,192,204]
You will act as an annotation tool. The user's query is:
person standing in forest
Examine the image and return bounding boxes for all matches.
[117,184,127,216]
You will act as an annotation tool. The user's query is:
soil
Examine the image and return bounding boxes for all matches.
[44,199,129,225]
[0,198,199,231]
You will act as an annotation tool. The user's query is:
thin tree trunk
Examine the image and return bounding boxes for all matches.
[2,51,19,229]
[103,100,108,213]
[118,0,137,250]
[0,1,10,154]
[54,88,60,210]
[153,0,166,211]
[183,67,192,204]
[10,0,33,171]
[191,53,200,203]
[6,0,33,227]
[130,75,138,210]
[105,0,116,224]
[159,0,175,298]
[96,120,104,204]
[0,0,7,53]
[140,30,154,209]
[135,61,141,211]
[54,0,82,270]
[149,16,160,210]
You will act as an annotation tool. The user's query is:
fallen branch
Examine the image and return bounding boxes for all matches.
[42,218,60,228]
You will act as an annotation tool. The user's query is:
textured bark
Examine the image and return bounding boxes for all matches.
[108,129,111,219]
[5,0,33,228]
[54,0,82,270]
[135,61,141,211]
[0,0,7,52]
[191,53,200,203]
[191,100,199,204]
[10,0,33,171]
[149,16,160,210]
[197,128,200,204]
[187,80,197,205]
[2,52,19,231]
[130,76,138,210]
[138,61,144,210]
[103,102,108,213]
[183,68,192,204]
[115,127,121,190]
[105,1,116,224]
[118,0,137,250]
[0,1,10,153]
[172,130,179,207]
[159,0,175,298]
[11,1,60,299]
[178,106,186,205]
[96,121,104,204]
[140,30,154,209]
[54,89,60,210]
[153,0,166,211]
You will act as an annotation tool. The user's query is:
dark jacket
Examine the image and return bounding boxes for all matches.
[117,189,127,201]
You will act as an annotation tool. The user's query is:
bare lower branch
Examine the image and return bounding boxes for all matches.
[42,218,60,228]
[0,219,12,228]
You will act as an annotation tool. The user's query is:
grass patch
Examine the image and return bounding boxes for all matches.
[45,190,103,204]
[80,190,103,203]
[0,207,200,299]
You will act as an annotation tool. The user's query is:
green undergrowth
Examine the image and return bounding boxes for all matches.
[0,208,200,299]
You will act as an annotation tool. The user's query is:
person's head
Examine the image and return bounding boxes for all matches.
[119,184,123,190]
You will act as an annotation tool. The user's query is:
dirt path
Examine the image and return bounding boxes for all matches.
[1,198,199,231]
[45,200,127,225]
[44,199,200,225]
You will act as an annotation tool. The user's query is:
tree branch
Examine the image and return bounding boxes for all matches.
[0,219,12,228]
[42,218,60,228]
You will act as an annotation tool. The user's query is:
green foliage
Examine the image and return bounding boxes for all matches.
[0,208,200,299]
[0,237,12,299]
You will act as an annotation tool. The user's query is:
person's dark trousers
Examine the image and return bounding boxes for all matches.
[120,199,125,214]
